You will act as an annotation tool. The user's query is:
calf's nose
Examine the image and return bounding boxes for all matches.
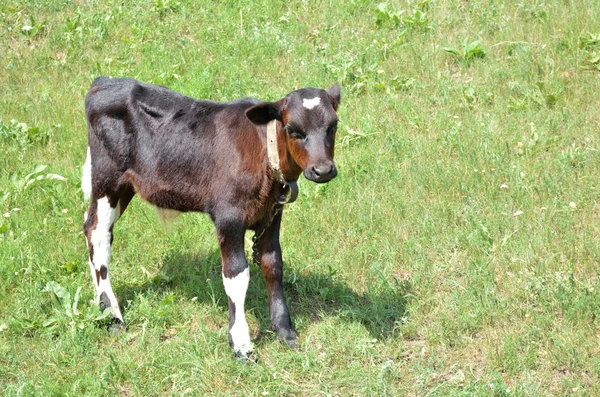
[310,163,337,182]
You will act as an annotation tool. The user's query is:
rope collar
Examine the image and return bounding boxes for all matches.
[267,119,298,204]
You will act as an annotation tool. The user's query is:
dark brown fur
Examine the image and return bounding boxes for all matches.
[83,77,341,354]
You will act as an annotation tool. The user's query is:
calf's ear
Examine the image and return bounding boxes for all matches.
[245,100,283,125]
[327,83,341,111]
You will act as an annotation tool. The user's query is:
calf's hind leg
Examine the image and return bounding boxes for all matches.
[83,189,134,330]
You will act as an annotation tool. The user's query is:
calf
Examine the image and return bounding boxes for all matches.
[82,77,341,358]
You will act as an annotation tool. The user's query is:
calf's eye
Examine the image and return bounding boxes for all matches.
[286,125,305,139]
[328,121,339,135]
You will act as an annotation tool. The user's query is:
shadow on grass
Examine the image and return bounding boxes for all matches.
[115,249,411,343]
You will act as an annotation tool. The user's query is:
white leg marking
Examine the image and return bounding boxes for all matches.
[155,207,182,230]
[86,259,123,321]
[81,147,92,201]
[302,96,321,110]
[98,276,123,320]
[90,197,123,321]
[222,268,252,355]
[90,198,119,268]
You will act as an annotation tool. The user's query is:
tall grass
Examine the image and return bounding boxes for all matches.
[1,0,599,395]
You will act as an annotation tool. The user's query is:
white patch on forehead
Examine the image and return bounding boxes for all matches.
[302,96,321,110]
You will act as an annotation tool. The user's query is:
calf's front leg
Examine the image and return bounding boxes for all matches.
[216,216,253,358]
[254,212,297,348]
[83,196,125,331]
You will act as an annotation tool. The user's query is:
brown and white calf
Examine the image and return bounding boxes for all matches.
[82,77,341,357]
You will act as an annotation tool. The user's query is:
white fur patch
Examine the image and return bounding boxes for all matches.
[98,275,124,320]
[155,207,182,230]
[82,147,92,201]
[88,197,124,321]
[302,96,321,110]
[87,259,123,320]
[90,197,120,270]
[222,268,252,355]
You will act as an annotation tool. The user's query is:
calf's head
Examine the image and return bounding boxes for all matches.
[246,83,341,183]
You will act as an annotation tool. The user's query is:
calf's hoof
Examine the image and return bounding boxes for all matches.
[276,328,299,349]
[283,337,299,350]
[108,318,126,335]
[233,347,257,364]
[285,338,299,350]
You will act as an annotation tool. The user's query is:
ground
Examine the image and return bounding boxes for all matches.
[1,0,600,395]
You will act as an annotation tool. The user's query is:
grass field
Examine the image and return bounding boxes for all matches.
[2,0,600,395]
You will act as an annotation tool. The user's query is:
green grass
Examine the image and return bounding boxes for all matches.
[1,0,600,395]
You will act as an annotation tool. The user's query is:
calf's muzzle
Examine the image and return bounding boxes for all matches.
[305,161,337,183]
